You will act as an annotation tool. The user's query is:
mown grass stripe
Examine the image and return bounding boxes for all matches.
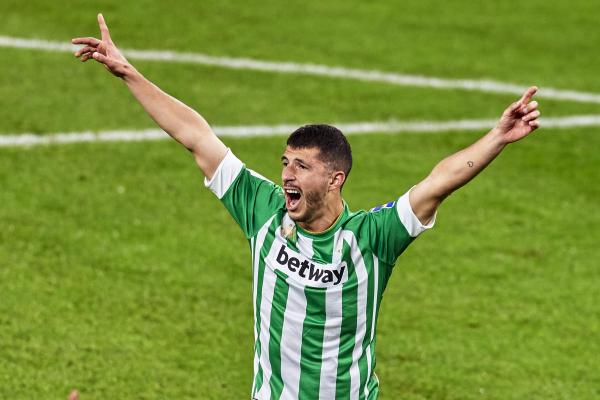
[2,35,600,104]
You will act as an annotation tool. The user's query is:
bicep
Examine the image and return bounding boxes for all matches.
[191,130,228,180]
[409,175,444,225]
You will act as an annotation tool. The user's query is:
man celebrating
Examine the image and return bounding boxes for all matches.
[73,14,540,399]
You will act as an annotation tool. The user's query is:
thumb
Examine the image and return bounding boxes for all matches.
[92,51,109,64]
[92,51,127,77]
[92,51,114,71]
[68,389,79,400]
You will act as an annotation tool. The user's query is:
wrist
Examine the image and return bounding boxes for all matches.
[121,64,141,84]
[488,128,509,148]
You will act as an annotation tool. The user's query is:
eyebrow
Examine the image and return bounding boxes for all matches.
[281,155,308,164]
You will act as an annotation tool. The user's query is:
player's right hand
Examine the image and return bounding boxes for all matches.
[72,13,132,78]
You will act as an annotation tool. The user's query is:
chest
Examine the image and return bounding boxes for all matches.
[262,228,372,290]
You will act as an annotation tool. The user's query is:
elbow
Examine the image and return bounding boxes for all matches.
[424,172,454,202]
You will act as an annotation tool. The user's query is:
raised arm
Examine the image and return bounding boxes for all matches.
[72,13,227,179]
[410,86,541,224]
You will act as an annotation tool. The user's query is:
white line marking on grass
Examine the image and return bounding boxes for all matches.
[1,115,599,148]
[2,35,600,104]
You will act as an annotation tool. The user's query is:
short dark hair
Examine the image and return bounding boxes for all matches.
[286,124,352,177]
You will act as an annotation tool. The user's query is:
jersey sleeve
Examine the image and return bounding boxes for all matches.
[367,187,436,265]
[204,149,284,238]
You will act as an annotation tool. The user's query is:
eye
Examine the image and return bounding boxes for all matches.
[299,164,308,170]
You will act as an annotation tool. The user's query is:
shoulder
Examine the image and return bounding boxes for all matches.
[204,149,283,198]
[343,190,436,239]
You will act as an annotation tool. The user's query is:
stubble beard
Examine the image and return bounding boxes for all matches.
[294,187,327,224]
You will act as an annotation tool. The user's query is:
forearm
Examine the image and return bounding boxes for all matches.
[74,14,228,179]
[122,68,212,151]
[121,67,227,178]
[427,129,506,199]
[410,129,506,222]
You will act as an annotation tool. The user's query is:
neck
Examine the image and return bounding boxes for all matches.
[298,198,344,233]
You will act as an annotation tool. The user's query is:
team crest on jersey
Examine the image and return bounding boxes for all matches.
[280,213,297,242]
[370,201,395,212]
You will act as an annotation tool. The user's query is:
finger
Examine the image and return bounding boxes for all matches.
[71,37,101,46]
[522,100,539,114]
[74,45,96,57]
[506,100,522,115]
[519,86,538,106]
[92,51,111,66]
[80,52,94,62]
[522,110,541,122]
[92,51,105,62]
[528,120,540,130]
[68,390,79,400]
[97,13,112,43]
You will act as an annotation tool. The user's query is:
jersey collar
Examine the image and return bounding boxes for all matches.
[295,200,349,240]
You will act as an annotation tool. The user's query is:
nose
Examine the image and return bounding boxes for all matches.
[282,164,295,184]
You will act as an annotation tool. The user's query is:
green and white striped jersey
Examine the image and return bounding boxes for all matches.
[205,150,435,400]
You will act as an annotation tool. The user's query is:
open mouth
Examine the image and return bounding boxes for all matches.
[284,187,302,211]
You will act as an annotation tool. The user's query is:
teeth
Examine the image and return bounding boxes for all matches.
[286,189,300,194]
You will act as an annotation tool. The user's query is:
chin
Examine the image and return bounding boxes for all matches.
[286,208,301,221]
[286,207,307,223]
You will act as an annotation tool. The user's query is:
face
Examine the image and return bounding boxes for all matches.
[281,146,339,224]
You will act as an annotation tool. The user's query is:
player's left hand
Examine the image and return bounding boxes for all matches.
[493,86,541,143]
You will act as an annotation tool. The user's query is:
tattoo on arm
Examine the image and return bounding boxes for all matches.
[467,161,474,168]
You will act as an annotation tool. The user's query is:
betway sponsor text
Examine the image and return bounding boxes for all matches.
[273,245,347,287]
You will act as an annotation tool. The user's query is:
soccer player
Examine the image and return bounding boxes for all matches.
[72,14,541,400]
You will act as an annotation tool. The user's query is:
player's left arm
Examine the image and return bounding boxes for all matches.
[409,86,541,224]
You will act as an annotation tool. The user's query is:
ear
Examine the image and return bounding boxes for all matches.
[329,171,346,191]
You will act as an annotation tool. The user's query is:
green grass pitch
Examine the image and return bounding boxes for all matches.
[1,0,599,398]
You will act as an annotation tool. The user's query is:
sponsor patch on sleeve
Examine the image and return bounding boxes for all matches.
[370,201,395,212]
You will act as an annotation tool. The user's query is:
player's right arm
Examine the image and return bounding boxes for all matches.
[72,13,227,179]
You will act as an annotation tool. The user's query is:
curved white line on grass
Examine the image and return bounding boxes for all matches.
[2,35,600,104]
[1,115,599,148]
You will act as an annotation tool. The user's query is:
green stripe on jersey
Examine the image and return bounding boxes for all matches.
[311,233,335,264]
[268,272,290,398]
[335,240,358,398]
[252,217,279,397]
[298,286,327,396]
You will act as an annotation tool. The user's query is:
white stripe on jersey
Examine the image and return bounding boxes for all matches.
[251,236,258,397]
[341,230,370,400]
[256,253,279,399]
[279,283,307,398]
[279,236,312,398]
[296,231,315,257]
[319,229,345,399]
[370,256,379,341]
[252,216,276,397]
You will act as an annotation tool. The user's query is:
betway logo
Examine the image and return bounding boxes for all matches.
[274,245,347,286]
